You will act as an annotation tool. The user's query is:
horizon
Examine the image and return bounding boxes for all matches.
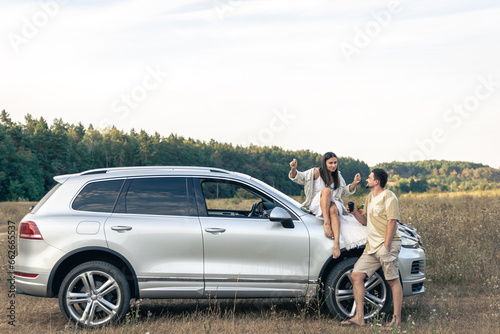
[1,0,499,168]
[3,109,497,170]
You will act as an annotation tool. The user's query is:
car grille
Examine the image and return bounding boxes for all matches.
[411,260,425,274]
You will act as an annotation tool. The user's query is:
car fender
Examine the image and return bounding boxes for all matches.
[46,246,138,297]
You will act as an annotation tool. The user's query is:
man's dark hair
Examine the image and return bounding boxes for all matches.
[372,168,388,188]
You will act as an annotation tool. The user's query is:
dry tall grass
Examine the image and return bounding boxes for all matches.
[1,193,499,333]
[399,194,500,296]
[0,202,35,233]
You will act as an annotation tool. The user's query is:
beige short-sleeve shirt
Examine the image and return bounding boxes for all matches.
[363,189,400,254]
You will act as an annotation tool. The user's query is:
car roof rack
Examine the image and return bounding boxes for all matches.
[79,166,230,176]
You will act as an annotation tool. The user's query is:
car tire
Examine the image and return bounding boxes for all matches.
[324,257,392,320]
[58,261,131,326]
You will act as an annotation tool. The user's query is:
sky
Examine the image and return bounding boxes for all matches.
[1,0,499,168]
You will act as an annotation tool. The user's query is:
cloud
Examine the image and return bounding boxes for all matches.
[0,0,499,167]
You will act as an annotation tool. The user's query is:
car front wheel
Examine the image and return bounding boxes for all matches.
[58,261,131,326]
[324,257,392,320]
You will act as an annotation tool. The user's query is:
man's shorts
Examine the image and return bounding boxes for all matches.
[353,240,402,281]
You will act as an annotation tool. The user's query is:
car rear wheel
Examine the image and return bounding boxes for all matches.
[324,257,392,320]
[58,261,130,326]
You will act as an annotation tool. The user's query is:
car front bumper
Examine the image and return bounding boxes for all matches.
[399,247,426,297]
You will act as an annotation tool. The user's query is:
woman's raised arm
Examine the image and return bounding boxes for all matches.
[289,158,298,178]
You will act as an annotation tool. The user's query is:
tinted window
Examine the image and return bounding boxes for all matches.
[72,180,124,212]
[116,177,191,216]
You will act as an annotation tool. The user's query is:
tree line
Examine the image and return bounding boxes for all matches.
[375,160,500,194]
[4,111,497,201]
[0,111,370,201]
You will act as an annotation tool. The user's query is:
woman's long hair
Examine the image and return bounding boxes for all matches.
[319,152,339,190]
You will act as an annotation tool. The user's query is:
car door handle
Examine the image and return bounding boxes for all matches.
[205,228,226,233]
[111,226,133,231]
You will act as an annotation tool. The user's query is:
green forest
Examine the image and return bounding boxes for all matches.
[0,111,369,201]
[1,111,499,202]
[375,160,500,194]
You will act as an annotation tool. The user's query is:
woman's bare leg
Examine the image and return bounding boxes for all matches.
[320,188,333,238]
[329,204,341,258]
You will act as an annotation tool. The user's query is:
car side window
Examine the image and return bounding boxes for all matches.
[114,177,194,216]
[201,180,275,218]
[72,179,124,213]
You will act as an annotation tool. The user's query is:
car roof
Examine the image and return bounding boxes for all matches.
[53,166,246,183]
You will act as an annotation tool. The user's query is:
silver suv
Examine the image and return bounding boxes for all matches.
[15,166,426,326]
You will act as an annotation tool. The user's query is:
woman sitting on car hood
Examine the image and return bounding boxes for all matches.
[289,152,367,258]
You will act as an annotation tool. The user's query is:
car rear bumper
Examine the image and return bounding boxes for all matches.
[14,273,51,296]
[15,239,66,297]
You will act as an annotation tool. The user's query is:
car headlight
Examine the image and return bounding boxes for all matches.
[401,236,420,249]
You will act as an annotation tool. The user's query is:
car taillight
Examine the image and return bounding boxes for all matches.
[18,221,43,240]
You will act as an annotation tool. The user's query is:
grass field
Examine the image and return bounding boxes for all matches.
[1,193,499,333]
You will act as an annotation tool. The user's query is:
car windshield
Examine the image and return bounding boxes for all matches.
[250,177,303,210]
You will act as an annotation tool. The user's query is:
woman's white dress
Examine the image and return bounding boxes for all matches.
[309,174,368,250]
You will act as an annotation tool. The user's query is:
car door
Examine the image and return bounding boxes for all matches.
[104,176,204,298]
[195,178,310,298]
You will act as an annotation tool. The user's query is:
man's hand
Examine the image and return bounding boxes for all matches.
[384,219,398,250]
[347,205,367,225]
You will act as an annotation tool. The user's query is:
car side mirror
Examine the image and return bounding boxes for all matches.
[269,207,295,229]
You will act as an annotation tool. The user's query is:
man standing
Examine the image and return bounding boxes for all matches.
[341,168,402,330]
